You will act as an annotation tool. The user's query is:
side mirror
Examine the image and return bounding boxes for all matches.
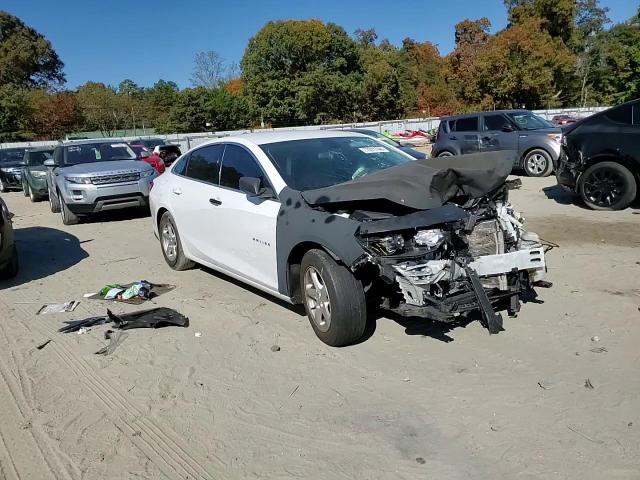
[43,159,56,167]
[501,124,515,132]
[239,176,262,196]
[140,150,150,159]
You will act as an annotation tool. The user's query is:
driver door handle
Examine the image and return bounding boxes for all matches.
[172,188,182,195]
[209,198,222,206]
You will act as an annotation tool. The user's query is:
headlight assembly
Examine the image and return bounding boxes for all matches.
[140,169,155,178]
[65,176,92,184]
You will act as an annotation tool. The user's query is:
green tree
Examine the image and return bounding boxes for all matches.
[0,11,64,88]
[143,79,179,130]
[0,84,31,141]
[241,20,362,125]
[589,8,640,104]
[76,82,129,136]
[463,18,575,109]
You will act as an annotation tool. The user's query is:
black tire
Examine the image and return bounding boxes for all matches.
[300,249,367,347]
[29,188,40,202]
[0,245,19,280]
[49,188,61,213]
[522,149,553,177]
[0,180,7,193]
[578,161,637,211]
[159,212,195,270]
[60,196,79,225]
[23,182,29,197]
[437,150,455,157]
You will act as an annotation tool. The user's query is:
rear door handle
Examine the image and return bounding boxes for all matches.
[172,188,182,195]
[209,198,222,206]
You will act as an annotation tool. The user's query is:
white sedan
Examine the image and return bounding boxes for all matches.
[150,131,547,346]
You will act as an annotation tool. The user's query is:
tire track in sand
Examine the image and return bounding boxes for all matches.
[2,292,221,480]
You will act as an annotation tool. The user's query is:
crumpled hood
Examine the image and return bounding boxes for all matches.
[60,160,150,175]
[301,150,515,210]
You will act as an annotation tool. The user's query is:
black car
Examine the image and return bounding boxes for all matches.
[134,138,166,150]
[556,99,639,210]
[0,195,18,279]
[0,148,27,192]
[343,129,427,159]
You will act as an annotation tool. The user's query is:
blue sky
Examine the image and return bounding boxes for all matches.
[3,0,638,89]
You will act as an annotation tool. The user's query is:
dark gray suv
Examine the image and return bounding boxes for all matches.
[432,110,562,177]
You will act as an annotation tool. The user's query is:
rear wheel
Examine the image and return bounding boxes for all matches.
[60,197,79,225]
[159,212,195,270]
[523,149,553,177]
[437,150,454,157]
[49,188,61,213]
[300,249,367,347]
[579,161,636,211]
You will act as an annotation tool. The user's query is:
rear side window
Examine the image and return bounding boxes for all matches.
[483,115,507,131]
[605,104,632,125]
[220,144,270,191]
[184,144,224,184]
[453,117,479,132]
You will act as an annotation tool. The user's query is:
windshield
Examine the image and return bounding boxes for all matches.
[0,149,25,165]
[260,136,412,191]
[64,143,136,165]
[507,112,554,130]
[27,150,54,166]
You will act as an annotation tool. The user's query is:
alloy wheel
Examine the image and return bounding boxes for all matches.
[161,222,178,261]
[582,167,626,208]
[526,154,548,175]
[303,266,331,332]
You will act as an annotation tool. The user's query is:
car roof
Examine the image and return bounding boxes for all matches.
[441,109,529,121]
[60,138,127,146]
[27,146,56,152]
[220,129,366,146]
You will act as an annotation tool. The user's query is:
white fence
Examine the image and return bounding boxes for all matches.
[0,106,609,153]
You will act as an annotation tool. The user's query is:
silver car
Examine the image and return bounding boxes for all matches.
[44,140,156,225]
[432,110,562,177]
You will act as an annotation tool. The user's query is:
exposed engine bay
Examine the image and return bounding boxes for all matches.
[350,184,548,333]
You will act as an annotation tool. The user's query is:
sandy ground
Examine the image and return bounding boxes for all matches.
[0,176,639,480]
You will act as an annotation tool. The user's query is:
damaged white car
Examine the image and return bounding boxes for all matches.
[150,131,549,346]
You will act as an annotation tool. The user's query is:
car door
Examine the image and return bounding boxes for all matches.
[167,144,227,265]
[208,143,280,291]
[452,116,481,154]
[480,114,518,152]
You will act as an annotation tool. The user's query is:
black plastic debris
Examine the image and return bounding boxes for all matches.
[59,307,189,333]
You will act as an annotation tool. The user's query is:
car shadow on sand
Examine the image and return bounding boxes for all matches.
[0,226,89,289]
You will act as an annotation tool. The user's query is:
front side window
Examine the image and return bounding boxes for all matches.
[453,117,479,132]
[171,154,189,175]
[507,112,554,130]
[260,136,412,191]
[220,144,270,190]
[184,144,224,184]
[64,143,136,165]
[483,115,508,131]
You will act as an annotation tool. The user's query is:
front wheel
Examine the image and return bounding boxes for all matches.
[579,161,637,210]
[23,182,29,197]
[29,188,40,202]
[0,180,7,193]
[159,212,195,270]
[0,245,19,279]
[60,197,79,225]
[300,249,367,347]
[523,149,553,177]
